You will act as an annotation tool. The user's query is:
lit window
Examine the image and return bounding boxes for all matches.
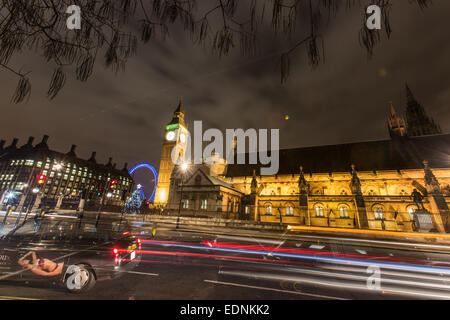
[201,199,207,210]
[286,206,294,216]
[183,199,189,209]
[374,207,384,220]
[37,161,42,168]
[265,205,272,215]
[339,206,349,218]
[315,205,324,217]
[245,206,249,214]
[25,160,34,166]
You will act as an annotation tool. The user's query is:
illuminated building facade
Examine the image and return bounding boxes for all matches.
[157,87,450,232]
[0,135,133,211]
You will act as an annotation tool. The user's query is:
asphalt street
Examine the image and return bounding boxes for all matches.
[3,222,450,300]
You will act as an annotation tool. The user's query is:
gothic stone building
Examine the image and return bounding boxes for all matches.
[155,86,450,232]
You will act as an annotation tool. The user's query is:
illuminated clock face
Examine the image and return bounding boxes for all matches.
[180,133,186,143]
[166,131,175,141]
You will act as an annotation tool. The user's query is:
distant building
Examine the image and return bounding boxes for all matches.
[0,135,133,211]
[405,84,442,136]
[154,86,450,233]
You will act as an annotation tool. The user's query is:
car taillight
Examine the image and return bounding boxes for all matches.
[113,248,118,255]
[137,238,142,249]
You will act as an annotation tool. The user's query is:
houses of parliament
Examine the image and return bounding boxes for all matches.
[153,85,450,233]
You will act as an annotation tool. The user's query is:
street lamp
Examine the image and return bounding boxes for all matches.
[176,163,189,229]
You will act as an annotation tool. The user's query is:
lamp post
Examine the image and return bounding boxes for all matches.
[176,163,189,230]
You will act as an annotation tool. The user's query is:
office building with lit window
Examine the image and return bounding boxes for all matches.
[0,135,133,211]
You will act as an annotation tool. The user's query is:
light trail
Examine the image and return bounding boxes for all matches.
[219,270,450,300]
[138,240,450,275]
[215,235,286,246]
[287,225,450,240]
[200,241,450,266]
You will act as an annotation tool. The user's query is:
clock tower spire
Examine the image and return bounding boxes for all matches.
[154,98,189,206]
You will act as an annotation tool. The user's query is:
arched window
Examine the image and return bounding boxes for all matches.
[368,189,376,196]
[338,205,349,218]
[340,190,348,195]
[373,206,384,220]
[245,206,249,214]
[201,199,207,210]
[315,204,324,217]
[183,199,189,209]
[286,206,294,216]
[265,205,272,215]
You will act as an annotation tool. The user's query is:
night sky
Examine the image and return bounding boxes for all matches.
[0,1,449,197]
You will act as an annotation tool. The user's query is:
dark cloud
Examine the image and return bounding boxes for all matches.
[0,1,449,197]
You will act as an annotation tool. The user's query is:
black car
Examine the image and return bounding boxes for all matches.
[0,214,142,293]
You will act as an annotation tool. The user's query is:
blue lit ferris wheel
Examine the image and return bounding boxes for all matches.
[128,163,158,202]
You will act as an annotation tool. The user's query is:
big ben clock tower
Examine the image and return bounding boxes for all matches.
[154,98,188,206]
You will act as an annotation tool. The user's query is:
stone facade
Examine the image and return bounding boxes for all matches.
[154,87,450,232]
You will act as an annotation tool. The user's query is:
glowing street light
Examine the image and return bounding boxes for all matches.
[181,162,189,172]
[32,188,39,194]
[107,192,112,198]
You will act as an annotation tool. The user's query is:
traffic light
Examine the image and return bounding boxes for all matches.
[37,174,46,184]
[110,179,117,189]
[96,188,103,197]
